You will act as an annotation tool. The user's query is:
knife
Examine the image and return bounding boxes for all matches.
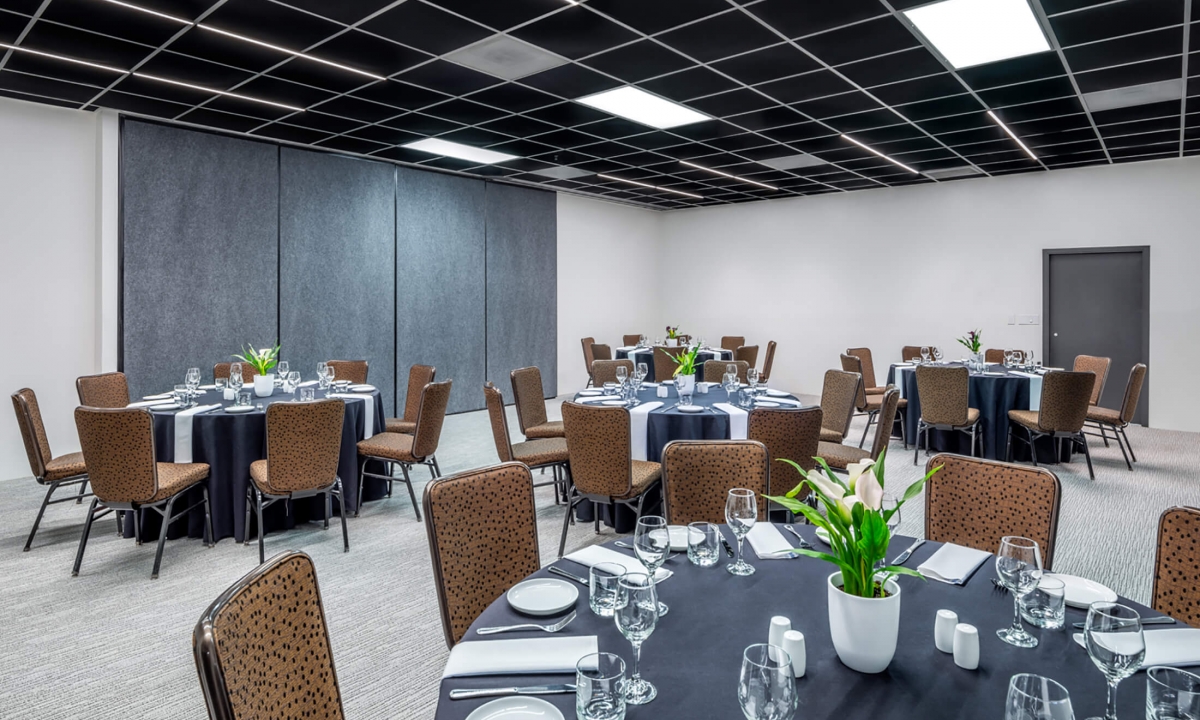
[548,566,589,586]
[720,536,736,558]
[450,684,576,700]
[890,538,925,566]
[1073,616,1175,629]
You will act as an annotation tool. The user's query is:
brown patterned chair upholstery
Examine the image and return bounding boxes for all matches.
[925,454,1061,571]
[901,346,937,362]
[75,371,130,408]
[560,401,662,557]
[846,347,886,396]
[652,346,686,384]
[510,366,564,439]
[817,388,900,470]
[325,360,369,385]
[1085,363,1147,471]
[1073,354,1111,406]
[721,336,746,352]
[592,343,613,361]
[760,341,777,382]
[749,407,822,504]
[702,360,749,383]
[984,349,1026,364]
[12,389,91,551]
[623,334,642,347]
[581,337,597,387]
[245,399,347,564]
[424,463,541,647]
[213,362,260,382]
[356,380,452,520]
[842,354,907,449]
[735,345,759,369]
[914,365,981,464]
[1007,370,1096,480]
[592,359,635,386]
[819,369,860,444]
[485,383,569,502]
[662,440,769,524]
[385,364,436,435]
[1152,506,1200,627]
[72,406,212,578]
[193,550,345,720]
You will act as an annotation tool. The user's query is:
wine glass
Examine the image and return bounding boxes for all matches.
[636,362,648,381]
[1026,350,1035,368]
[634,516,671,617]
[738,644,796,720]
[185,367,201,405]
[287,371,301,394]
[276,360,289,386]
[995,536,1043,648]
[228,364,244,394]
[1005,674,1075,720]
[638,334,646,347]
[725,488,757,576]
[920,346,931,363]
[1083,602,1145,720]
[325,366,336,394]
[615,364,629,384]
[747,368,759,390]
[316,361,326,381]
[933,347,943,363]
[614,573,659,705]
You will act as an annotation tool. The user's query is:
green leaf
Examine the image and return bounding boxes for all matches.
[881,565,927,580]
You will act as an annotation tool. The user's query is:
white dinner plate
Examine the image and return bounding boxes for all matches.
[755,401,780,408]
[678,405,704,413]
[815,527,831,545]
[668,525,689,551]
[225,405,255,414]
[506,578,578,617]
[150,403,181,411]
[143,393,173,400]
[1047,573,1118,609]
[350,384,376,392]
[577,390,602,397]
[765,389,789,397]
[600,400,626,406]
[466,697,565,720]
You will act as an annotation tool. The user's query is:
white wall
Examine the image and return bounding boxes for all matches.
[661,155,1200,432]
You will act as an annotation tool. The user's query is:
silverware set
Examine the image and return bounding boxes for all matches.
[783,524,814,550]
[548,566,588,586]
[477,610,576,636]
[890,538,925,566]
[449,684,577,700]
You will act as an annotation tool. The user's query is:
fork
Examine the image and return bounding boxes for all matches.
[783,524,814,550]
[477,610,577,636]
[991,578,1009,594]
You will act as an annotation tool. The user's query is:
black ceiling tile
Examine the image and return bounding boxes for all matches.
[729,106,809,131]
[165,28,286,74]
[874,136,941,155]
[237,75,336,108]
[398,59,502,95]
[1098,115,1182,136]
[492,157,555,172]
[41,0,182,47]
[365,145,433,163]
[759,70,854,104]
[307,30,430,77]
[837,47,948,87]
[968,147,1033,163]
[351,80,449,111]
[136,52,257,92]
[1091,100,1183,126]
[897,94,982,121]
[579,117,654,139]
[483,138,557,156]
[417,155,480,170]
[315,135,390,155]
[958,52,1066,90]
[793,91,881,119]
[574,158,633,173]
[938,125,1004,147]
[1109,143,1178,159]
[585,0,729,35]
[919,111,992,134]
[689,88,776,116]
[530,148,600,165]
[991,96,1084,123]
[982,161,1044,175]
[656,11,782,64]
[580,41,694,83]
[529,127,600,149]
[736,144,800,161]
[285,109,364,133]
[422,97,507,124]
[21,20,149,68]
[606,149,671,166]
[510,6,638,60]
[424,0,565,31]
[269,58,378,94]
[313,94,403,122]
[276,0,398,25]
[1042,0,1119,14]
[1074,57,1183,94]
[203,0,342,50]
[759,122,832,143]
[99,89,189,118]
[250,122,332,145]
[1,0,47,14]
[0,11,27,45]
[788,135,849,154]
[346,123,423,145]
[1105,129,1180,148]
[711,44,821,85]
[4,52,119,88]
[745,0,888,39]
[616,131,687,150]
[176,107,265,133]
[944,138,1015,155]
[468,83,559,114]
[1048,0,1185,47]
[0,69,98,103]
[853,124,925,144]
[200,94,295,121]
[639,67,739,101]
[1190,74,1200,97]
[868,74,965,105]
[656,142,728,160]
[663,119,746,142]
[704,133,774,152]
[573,139,640,157]
[827,109,905,133]
[524,101,609,126]
[1065,27,1184,73]
[477,113,557,137]
[113,73,223,105]
[977,76,1076,108]
[521,63,622,98]
[798,16,919,67]
[361,2,492,56]
[438,127,515,146]
[1042,151,1109,168]
[1025,128,1098,147]
[1007,113,1090,135]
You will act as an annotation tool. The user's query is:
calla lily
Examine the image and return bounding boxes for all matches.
[846,460,874,491]
[806,471,845,502]
[854,468,884,511]
[837,494,860,524]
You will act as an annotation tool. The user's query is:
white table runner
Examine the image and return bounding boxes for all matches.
[895,365,1043,409]
[173,404,220,464]
[714,402,748,439]
[629,401,663,461]
[330,393,375,438]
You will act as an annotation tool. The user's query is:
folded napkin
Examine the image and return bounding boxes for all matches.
[641,381,659,387]
[150,403,180,411]
[1010,371,1044,412]
[1073,629,1200,668]
[563,545,671,582]
[349,384,376,392]
[142,392,173,400]
[617,346,637,352]
[329,393,375,438]
[127,399,167,408]
[714,402,748,439]
[759,396,802,407]
[1010,371,1041,379]
[576,395,618,404]
[199,384,217,390]
[917,543,990,585]
[443,636,599,678]
[629,401,663,461]
[297,380,318,387]
[746,524,797,560]
[174,404,220,464]
[765,389,790,397]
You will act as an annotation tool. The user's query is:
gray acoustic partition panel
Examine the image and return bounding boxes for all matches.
[121,121,279,400]
[279,148,396,414]
[485,183,558,398]
[396,168,487,414]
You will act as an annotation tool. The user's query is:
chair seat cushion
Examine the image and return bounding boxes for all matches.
[1008,409,1041,431]
[865,396,908,411]
[865,387,887,396]
[819,428,844,443]
[512,438,569,467]
[249,459,269,486]
[615,461,662,500]
[1086,406,1123,425]
[358,432,418,462]
[523,420,565,439]
[816,441,871,469]
[152,462,209,501]
[932,407,981,427]
[384,418,415,434]
[43,452,87,482]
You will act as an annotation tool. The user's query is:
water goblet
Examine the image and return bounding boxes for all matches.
[615,365,629,385]
[634,516,671,617]
[236,391,252,407]
[727,363,737,376]
[921,346,931,364]
[747,368,759,388]
[589,563,625,618]
[725,488,757,576]
[287,371,301,394]
[276,360,289,386]
[228,366,244,394]
[638,334,647,348]
[614,573,659,705]
[687,522,720,568]
[636,362,648,380]
[173,384,188,407]
[1146,666,1200,720]
[1005,674,1075,720]
[1084,602,1145,720]
[300,386,315,403]
[1020,575,1066,630]
[577,652,626,720]
[215,377,227,392]
[738,644,796,720]
[933,347,944,362]
[316,361,326,380]
[995,536,1043,648]
[738,387,754,410]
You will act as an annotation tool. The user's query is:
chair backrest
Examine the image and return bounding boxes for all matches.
[735,345,759,368]
[592,359,634,386]
[213,362,260,382]
[652,346,686,383]
[581,337,596,377]
[561,402,633,498]
[761,341,777,382]
[867,388,900,460]
[925,454,1061,571]
[846,347,877,390]
[720,336,745,352]
[623,334,641,347]
[76,371,130,408]
[901,346,924,362]
[510,366,548,434]
[591,344,612,361]
[1073,355,1111,405]
[1151,506,1200,627]
[325,360,368,385]
[11,389,52,480]
[193,551,345,720]
[263,399,345,494]
[402,364,437,423]
[915,365,971,426]
[661,440,768,524]
[1118,363,1148,424]
[984,349,1026,364]
[73,407,158,504]
[424,463,540,647]
[839,353,867,410]
[1038,371,1094,433]
[820,369,860,440]
[413,381,453,459]
[702,360,749,383]
[748,407,822,494]
[482,383,514,463]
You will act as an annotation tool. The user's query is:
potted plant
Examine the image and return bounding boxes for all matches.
[664,325,681,347]
[764,451,941,674]
[660,344,699,396]
[234,344,280,398]
[956,329,984,370]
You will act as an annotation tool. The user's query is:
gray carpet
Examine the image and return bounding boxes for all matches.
[1,397,1197,719]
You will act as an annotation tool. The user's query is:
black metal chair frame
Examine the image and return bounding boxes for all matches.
[1006,423,1095,480]
[854,379,907,451]
[1083,418,1137,471]
[244,479,348,564]
[25,473,92,552]
[356,453,440,522]
[913,417,981,465]
[73,485,214,579]
[557,477,661,558]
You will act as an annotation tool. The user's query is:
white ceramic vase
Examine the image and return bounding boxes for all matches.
[675,374,695,397]
[826,572,902,674]
[252,374,275,398]
[665,338,679,347]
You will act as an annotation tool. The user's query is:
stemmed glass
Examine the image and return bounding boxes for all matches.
[287,371,301,395]
[725,488,757,576]
[920,346,931,364]
[724,372,738,402]
[615,365,629,385]
[1005,674,1075,720]
[747,368,759,391]
[325,366,336,395]
[636,362,648,384]
[738,644,796,720]
[674,375,691,406]
[316,361,327,381]
[933,347,943,363]
[1026,350,1036,369]
[614,573,659,705]
[995,536,1043,648]
[276,360,289,386]
[638,334,647,348]
[1083,602,1145,720]
[228,364,244,395]
[185,367,201,406]
[634,516,671,617]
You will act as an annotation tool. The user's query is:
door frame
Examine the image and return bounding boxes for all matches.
[1042,245,1150,424]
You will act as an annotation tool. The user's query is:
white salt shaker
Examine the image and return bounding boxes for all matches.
[656,385,668,398]
[223,387,237,401]
[953,623,979,670]
[768,616,791,649]
[698,382,709,394]
[935,609,958,653]
[781,630,806,678]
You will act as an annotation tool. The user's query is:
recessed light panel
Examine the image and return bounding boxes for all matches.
[759,153,828,171]
[577,86,708,129]
[531,166,593,180]
[924,166,983,180]
[1082,79,1183,113]
[402,138,518,164]
[904,0,1050,69]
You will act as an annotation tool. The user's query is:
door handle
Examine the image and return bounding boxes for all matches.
[1053,333,1058,337]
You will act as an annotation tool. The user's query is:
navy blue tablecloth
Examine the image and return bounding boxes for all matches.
[616,347,733,382]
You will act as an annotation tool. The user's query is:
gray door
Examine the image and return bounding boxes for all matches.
[1044,247,1149,426]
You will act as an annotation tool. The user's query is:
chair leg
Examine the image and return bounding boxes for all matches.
[400,463,420,521]
[1121,427,1137,462]
[71,497,99,577]
[858,411,876,448]
[324,491,331,529]
[256,491,266,565]
[75,480,87,503]
[203,486,214,548]
[1027,428,1039,467]
[430,456,441,478]
[558,499,574,558]
[355,457,368,517]
[335,480,349,553]
[116,509,123,537]
[1079,434,1095,480]
[24,483,58,552]
[1098,423,1110,447]
[133,508,142,546]
[243,487,254,545]
[898,410,908,450]
[1005,425,1014,462]
[151,496,176,580]
[913,422,922,465]
[1112,425,1133,471]
[970,426,978,458]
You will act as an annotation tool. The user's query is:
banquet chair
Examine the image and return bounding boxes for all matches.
[819,369,860,444]
[913,365,981,465]
[735,345,759,369]
[325,360,369,385]
[510,366,564,439]
[846,348,886,397]
[901,346,935,362]
[924,454,1061,571]
[841,354,907,449]
[12,389,91,551]
[652,346,685,383]
[581,337,597,387]
[212,362,259,382]
[623,334,642,347]
[1073,355,1111,406]
[484,383,569,502]
[245,399,347,564]
[1006,370,1096,480]
[559,402,662,557]
[661,440,768,524]
[72,407,213,579]
[816,388,900,471]
[592,343,613,361]
[75,371,130,408]
[385,364,436,435]
[749,406,823,502]
[760,341,777,382]
[1084,363,1147,471]
[193,551,346,720]
[720,336,745,352]
[984,349,1025,364]
[424,463,540,647]
[1151,506,1200,628]
[592,359,634,386]
[356,380,452,521]
[702,360,749,383]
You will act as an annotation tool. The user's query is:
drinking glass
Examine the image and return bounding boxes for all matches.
[1146,666,1200,720]
[933,347,944,362]
[300,387,315,403]
[229,365,244,393]
[276,360,289,386]
[738,644,796,720]
[637,362,648,379]
[173,384,188,406]
[747,368,759,388]
[724,373,738,401]
[325,366,336,383]
[638,335,646,348]
[725,488,757,576]
[589,562,625,618]
[316,361,326,380]
[727,363,737,376]
[687,522,720,567]
[615,365,629,384]
[185,367,201,399]
[738,387,755,410]
[1027,350,1036,368]
[1005,674,1075,720]
[577,652,626,720]
[634,516,670,616]
[614,573,658,705]
[287,371,301,394]
[921,346,931,363]
[215,377,227,391]
[1020,575,1067,630]
[673,375,686,400]
[995,536,1043,648]
[1084,602,1145,720]
[236,391,252,407]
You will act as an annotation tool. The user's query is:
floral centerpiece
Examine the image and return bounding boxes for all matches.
[956,329,984,369]
[234,344,280,397]
[660,344,699,395]
[665,325,681,346]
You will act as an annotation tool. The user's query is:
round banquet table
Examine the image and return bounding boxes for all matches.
[615,346,733,382]
[435,524,1170,720]
[126,385,389,543]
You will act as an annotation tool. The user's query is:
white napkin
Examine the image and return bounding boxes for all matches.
[617,346,637,352]
[629,401,663,461]
[297,380,318,387]
[563,545,672,582]
[150,403,180,411]
[641,381,660,387]
[142,392,173,400]
[1072,629,1200,668]
[443,636,599,678]
[747,524,797,559]
[174,404,220,464]
[330,393,375,439]
[765,389,790,397]
[127,399,167,408]
[350,384,376,392]
[917,543,991,585]
[576,395,618,404]
[714,402,748,439]
[759,396,802,407]
[199,384,217,390]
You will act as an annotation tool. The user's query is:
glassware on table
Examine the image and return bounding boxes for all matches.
[1027,350,1036,368]
[738,387,755,410]
[1020,575,1066,630]
[316,361,326,378]
[185,367,201,402]
[876,493,900,569]
[1083,602,1145,720]
[747,368,759,388]
[638,334,647,348]
[636,362,648,380]
[577,652,626,720]
[1146,666,1200,720]
[589,562,625,618]
[236,391,252,407]
[687,521,720,568]
[276,360,289,386]
[615,365,629,384]
[299,386,315,403]
[229,364,244,393]
[738,644,797,720]
[1005,673,1075,720]
[727,363,737,376]
[287,371,301,393]
[173,384,189,406]
[634,515,671,617]
[725,488,757,576]
[921,346,931,364]
[215,378,227,392]
[614,573,659,705]
[995,535,1043,648]
[933,347,944,362]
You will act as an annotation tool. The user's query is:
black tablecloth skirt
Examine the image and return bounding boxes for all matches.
[616,348,733,382]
